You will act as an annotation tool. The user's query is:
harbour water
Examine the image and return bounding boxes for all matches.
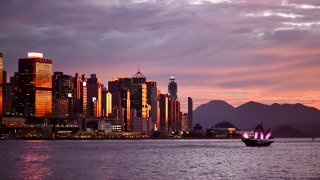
[1,139,319,179]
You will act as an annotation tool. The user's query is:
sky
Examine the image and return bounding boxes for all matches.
[1,0,320,112]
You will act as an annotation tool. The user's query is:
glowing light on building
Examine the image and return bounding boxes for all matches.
[254,132,258,139]
[141,83,147,118]
[126,90,131,131]
[106,92,112,117]
[28,52,43,58]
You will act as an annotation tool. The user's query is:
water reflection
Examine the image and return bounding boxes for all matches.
[16,140,52,179]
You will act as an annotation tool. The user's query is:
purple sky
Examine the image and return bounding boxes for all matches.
[1,0,320,112]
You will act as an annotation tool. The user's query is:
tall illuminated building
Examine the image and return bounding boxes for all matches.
[108,77,131,93]
[6,73,19,116]
[120,89,131,131]
[168,76,177,100]
[0,53,3,121]
[188,97,193,130]
[168,99,181,131]
[131,69,147,118]
[159,94,168,131]
[106,91,112,117]
[81,74,88,117]
[181,113,188,131]
[147,81,158,129]
[52,72,74,99]
[102,88,111,117]
[102,88,106,117]
[87,74,103,118]
[108,77,131,131]
[52,72,74,119]
[72,73,88,118]
[16,52,52,117]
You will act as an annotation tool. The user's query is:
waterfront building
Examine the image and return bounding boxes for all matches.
[119,89,130,131]
[87,74,103,118]
[188,97,193,130]
[4,81,12,116]
[168,76,177,100]
[2,70,10,116]
[106,91,112,117]
[147,81,158,129]
[52,72,74,99]
[5,73,19,116]
[181,113,188,131]
[73,73,88,118]
[130,69,147,118]
[159,94,168,131]
[108,77,131,131]
[168,99,181,131]
[52,98,69,119]
[52,72,74,119]
[132,116,152,132]
[16,52,52,117]
[102,88,113,117]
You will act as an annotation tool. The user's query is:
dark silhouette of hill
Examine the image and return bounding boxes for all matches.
[194,100,320,137]
[273,126,312,138]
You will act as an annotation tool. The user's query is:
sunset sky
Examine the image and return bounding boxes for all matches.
[1,0,320,112]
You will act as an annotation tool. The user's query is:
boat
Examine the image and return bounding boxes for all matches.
[242,123,274,147]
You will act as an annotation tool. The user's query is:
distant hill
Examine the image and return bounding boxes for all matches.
[273,126,312,138]
[194,100,320,137]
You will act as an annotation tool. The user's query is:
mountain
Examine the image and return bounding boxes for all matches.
[273,126,312,138]
[194,100,320,137]
[194,100,234,129]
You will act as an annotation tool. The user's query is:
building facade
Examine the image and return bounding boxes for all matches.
[16,52,52,117]
[108,77,132,131]
[87,74,103,118]
[52,72,74,119]
[188,97,193,130]
[159,94,168,131]
[168,76,177,100]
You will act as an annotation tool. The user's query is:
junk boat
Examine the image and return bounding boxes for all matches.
[242,123,274,147]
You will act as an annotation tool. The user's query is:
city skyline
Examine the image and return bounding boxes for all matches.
[1,0,320,111]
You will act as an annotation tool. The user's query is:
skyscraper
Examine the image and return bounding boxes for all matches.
[16,52,52,117]
[7,73,19,116]
[159,94,168,131]
[52,72,74,99]
[188,97,193,130]
[168,76,177,100]
[87,74,103,118]
[168,99,181,131]
[131,69,147,118]
[147,81,158,129]
[0,53,3,121]
[73,73,88,117]
[106,91,112,117]
[108,77,131,131]
[52,72,74,119]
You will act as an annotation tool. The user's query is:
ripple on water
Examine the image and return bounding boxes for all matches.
[0,139,319,179]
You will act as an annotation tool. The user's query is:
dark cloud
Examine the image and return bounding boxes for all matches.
[1,0,320,110]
